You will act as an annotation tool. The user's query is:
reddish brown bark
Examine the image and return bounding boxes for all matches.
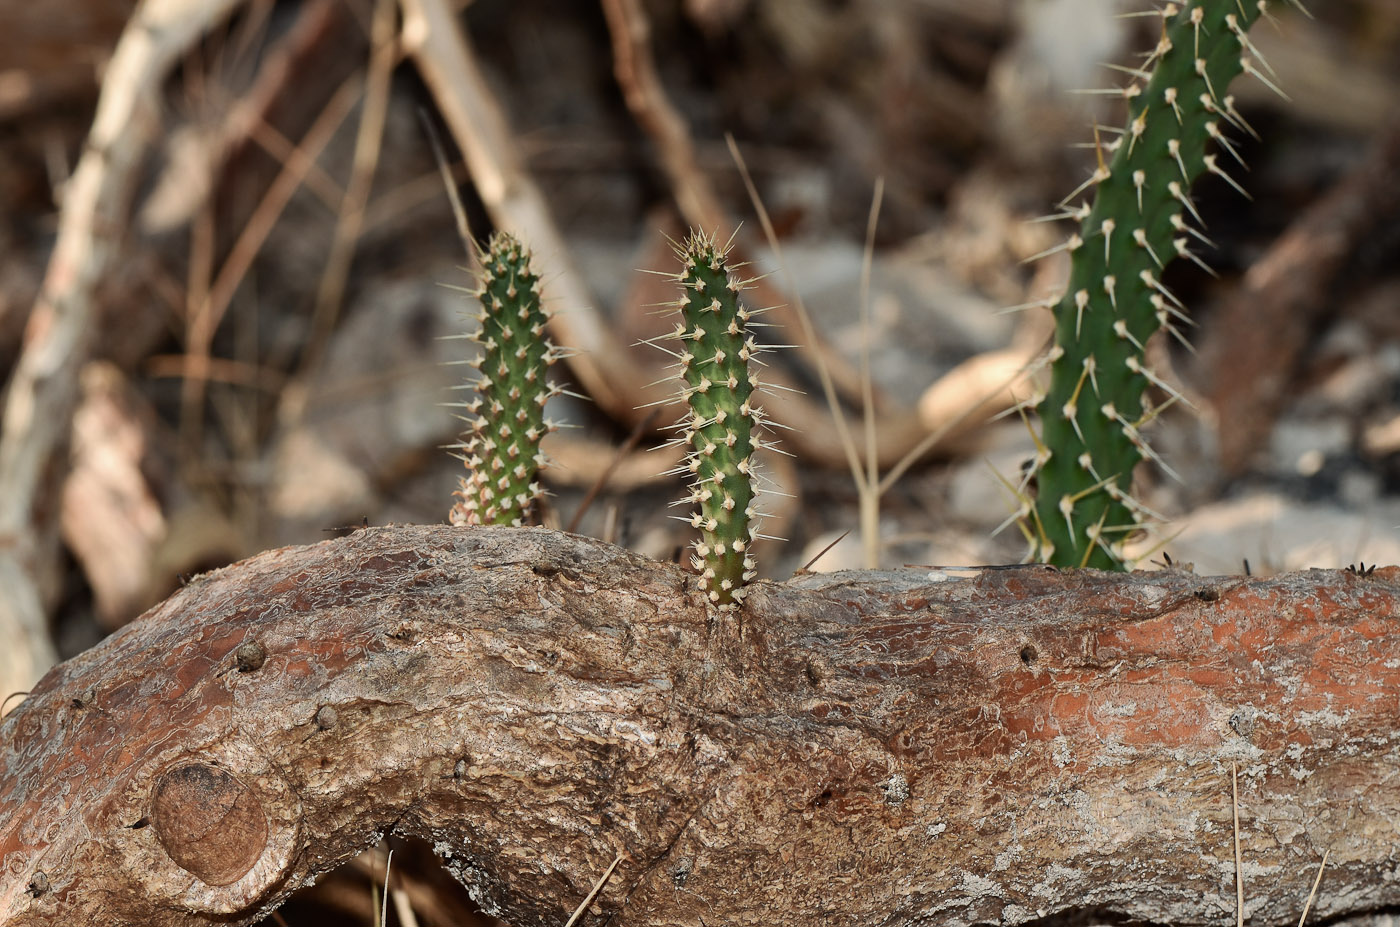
[2,525,1399,926]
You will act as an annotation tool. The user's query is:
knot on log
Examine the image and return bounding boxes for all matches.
[150,764,268,886]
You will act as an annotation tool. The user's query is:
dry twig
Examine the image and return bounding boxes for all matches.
[0,0,249,709]
[294,0,401,402]
[399,0,652,416]
[600,0,904,416]
[180,73,365,444]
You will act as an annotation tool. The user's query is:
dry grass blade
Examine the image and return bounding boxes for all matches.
[378,846,394,927]
[1233,762,1244,927]
[724,134,866,493]
[858,177,884,568]
[147,355,285,391]
[801,529,852,571]
[566,409,660,534]
[877,346,1046,496]
[1298,849,1329,927]
[418,108,476,260]
[247,116,344,212]
[293,0,400,408]
[181,69,364,441]
[562,852,625,927]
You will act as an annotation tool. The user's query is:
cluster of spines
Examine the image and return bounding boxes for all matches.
[665,231,771,608]
[448,231,563,527]
[1017,0,1277,569]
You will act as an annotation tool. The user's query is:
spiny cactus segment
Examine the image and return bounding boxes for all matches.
[449,231,563,527]
[1023,0,1275,570]
[668,231,771,608]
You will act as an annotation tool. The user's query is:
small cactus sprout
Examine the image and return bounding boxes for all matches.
[449,231,562,527]
[672,231,763,608]
[1028,0,1273,570]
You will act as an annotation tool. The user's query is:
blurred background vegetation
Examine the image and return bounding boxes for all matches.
[2,0,1399,922]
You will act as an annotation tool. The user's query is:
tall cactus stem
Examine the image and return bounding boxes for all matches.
[1030,0,1270,570]
[448,231,563,527]
[671,231,765,608]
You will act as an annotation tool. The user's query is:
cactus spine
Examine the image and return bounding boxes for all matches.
[672,232,763,608]
[449,231,562,527]
[1029,0,1271,569]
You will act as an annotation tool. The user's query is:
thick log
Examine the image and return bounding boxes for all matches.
[1,525,1398,926]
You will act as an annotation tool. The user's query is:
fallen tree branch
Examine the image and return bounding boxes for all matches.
[2,525,1398,926]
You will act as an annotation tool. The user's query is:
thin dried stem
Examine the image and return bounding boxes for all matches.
[1233,762,1244,927]
[725,133,867,495]
[858,177,884,569]
[417,109,475,259]
[0,0,247,705]
[563,852,626,927]
[1298,849,1329,927]
[876,346,1045,496]
[181,71,364,443]
[293,0,400,403]
[566,409,660,535]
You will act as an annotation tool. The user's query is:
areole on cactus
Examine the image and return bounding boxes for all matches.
[449,231,564,527]
[1025,0,1280,570]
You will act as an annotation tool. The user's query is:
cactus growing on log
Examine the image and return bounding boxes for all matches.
[1027,0,1279,568]
[448,232,563,527]
[667,231,769,608]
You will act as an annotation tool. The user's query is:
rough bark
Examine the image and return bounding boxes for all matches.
[2,525,1399,927]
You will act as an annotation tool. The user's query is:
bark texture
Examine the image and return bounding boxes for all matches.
[2,525,1399,927]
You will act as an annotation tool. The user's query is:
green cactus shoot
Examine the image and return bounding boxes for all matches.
[449,231,563,527]
[1026,0,1281,569]
[670,231,767,608]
